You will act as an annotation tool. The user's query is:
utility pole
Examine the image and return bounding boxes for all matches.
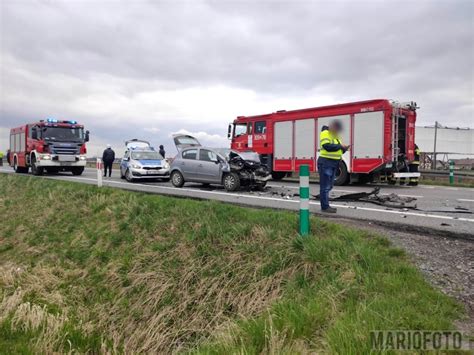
[433,121,438,170]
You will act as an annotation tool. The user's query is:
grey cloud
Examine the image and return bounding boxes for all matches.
[0,0,472,151]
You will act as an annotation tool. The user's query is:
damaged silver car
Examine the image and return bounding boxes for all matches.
[170,134,271,191]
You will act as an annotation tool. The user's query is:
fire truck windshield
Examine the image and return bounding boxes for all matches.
[41,127,84,142]
[234,123,247,137]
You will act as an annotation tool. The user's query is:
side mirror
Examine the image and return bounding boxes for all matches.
[227,124,232,139]
[85,130,90,142]
[31,127,38,140]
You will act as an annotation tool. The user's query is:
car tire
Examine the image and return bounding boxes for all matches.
[125,169,134,182]
[171,171,185,188]
[334,161,349,186]
[30,156,44,176]
[223,172,240,192]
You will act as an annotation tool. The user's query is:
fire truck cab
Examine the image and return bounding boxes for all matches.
[9,119,89,176]
[229,99,419,185]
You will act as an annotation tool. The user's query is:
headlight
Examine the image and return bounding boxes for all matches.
[131,164,142,169]
[41,154,51,160]
[163,162,170,169]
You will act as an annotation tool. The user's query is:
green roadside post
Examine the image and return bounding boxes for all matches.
[449,160,454,185]
[299,164,310,236]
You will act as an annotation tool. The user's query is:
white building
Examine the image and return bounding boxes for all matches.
[416,126,474,159]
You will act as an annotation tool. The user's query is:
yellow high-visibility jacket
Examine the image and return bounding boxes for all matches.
[319,130,343,160]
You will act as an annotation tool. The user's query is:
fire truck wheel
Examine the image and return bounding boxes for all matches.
[171,171,185,187]
[13,157,28,174]
[30,156,44,176]
[71,167,84,176]
[271,171,287,181]
[334,161,349,186]
[223,172,240,192]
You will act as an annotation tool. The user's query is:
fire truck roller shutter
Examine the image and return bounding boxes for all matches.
[353,111,384,159]
[352,111,384,174]
[294,119,316,172]
[273,121,293,171]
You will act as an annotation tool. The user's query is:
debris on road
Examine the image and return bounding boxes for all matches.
[314,187,418,210]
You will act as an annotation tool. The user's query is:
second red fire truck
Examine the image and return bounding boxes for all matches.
[8,119,89,176]
[229,99,420,185]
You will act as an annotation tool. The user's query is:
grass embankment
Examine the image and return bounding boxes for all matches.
[0,175,463,353]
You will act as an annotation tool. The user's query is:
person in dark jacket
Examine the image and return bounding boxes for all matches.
[317,120,350,213]
[102,144,115,177]
[158,145,166,158]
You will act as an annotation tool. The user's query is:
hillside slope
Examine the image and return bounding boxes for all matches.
[0,175,462,353]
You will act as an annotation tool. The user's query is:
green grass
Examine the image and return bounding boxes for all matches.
[0,174,464,353]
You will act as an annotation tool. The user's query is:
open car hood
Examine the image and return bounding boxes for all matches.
[172,134,201,152]
[125,139,151,149]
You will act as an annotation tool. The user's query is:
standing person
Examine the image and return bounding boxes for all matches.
[317,120,350,213]
[0,151,3,166]
[408,144,421,186]
[158,145,166,158]
[102,144,115,178]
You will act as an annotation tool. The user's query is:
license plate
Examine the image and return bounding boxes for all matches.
[58,155,75,162]
[146,170,159,174]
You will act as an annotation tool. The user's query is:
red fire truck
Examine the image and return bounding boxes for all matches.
[229,99,419,185]
[8,119,89,176]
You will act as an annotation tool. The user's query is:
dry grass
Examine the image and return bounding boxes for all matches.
[0,175,463,354]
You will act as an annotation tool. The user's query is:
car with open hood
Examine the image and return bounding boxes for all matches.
[169,134,271,191]
[120,139,170,182]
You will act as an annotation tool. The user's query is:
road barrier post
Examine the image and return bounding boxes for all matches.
[96,158,103,187]
[449,160,454,185]
[299,164,310,236]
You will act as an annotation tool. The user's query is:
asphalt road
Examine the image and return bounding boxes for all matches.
[1,167,473,237]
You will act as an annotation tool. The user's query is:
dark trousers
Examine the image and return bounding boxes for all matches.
[318,159,337,210]
[104,162,113,177]
[409,164,419,185]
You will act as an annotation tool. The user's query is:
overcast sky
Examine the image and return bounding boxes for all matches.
[1,0,472,156]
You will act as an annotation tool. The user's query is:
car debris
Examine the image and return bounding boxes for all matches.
[313,187,418,210]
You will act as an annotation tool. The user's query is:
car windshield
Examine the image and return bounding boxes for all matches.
[131,151,163,160]
[42,127,84,142]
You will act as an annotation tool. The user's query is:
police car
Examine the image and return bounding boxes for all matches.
[120,139,170,182]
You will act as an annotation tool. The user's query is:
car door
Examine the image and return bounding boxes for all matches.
[179,148,199,180]
[196,148,222,183]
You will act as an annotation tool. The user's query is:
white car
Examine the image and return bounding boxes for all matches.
[120,139,170,182]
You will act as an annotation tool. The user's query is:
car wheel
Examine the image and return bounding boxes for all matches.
[223,172,240,192]
[125,169,134,182]
[171,171,185,187]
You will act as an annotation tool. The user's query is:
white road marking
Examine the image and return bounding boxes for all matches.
[457,199,474,203]
[2,169,472,223]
